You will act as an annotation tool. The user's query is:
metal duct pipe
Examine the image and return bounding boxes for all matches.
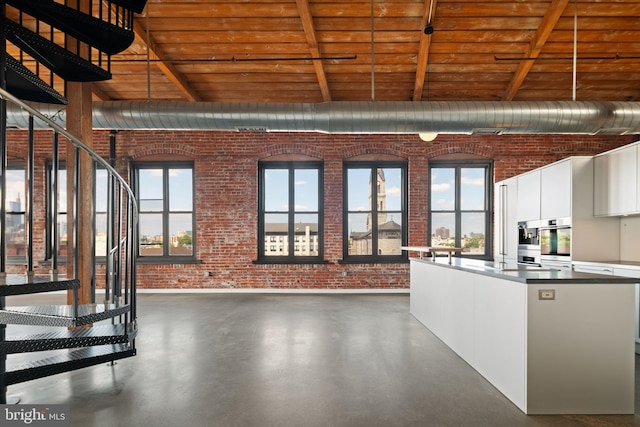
[6,101,640,135]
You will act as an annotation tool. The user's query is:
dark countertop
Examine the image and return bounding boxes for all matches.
[411,257,640,284]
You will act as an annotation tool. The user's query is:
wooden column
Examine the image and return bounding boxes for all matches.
[66,81,93,305]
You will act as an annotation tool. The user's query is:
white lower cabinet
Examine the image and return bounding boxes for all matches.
[572,262,640,347]
[410,259,635,414]
[572,263,614,275]
[612,267,640,345]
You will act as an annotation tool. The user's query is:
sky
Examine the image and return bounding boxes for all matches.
[264,167,404,234]
[430,167,487,237]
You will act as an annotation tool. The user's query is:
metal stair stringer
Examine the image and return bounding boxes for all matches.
[5,19,112,82]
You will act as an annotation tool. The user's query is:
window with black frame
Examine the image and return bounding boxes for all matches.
[428,161,492,259]
[133,162,195,262]
[343,162,408,263]
[257,161,323,263]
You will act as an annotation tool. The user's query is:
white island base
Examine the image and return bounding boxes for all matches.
[410,258,636,414]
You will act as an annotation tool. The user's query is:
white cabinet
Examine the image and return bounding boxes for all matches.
[594,144,638,216]
[573,263,614,275]
[494,177,518,262]
[410,259,636,415]
[612,267,640,346]
[516,170,540,221]
[540,159,571,220]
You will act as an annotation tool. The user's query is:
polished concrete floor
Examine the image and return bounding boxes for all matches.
[4,293,640,427]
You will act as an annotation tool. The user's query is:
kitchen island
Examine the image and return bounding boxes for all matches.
[410,257,637,415]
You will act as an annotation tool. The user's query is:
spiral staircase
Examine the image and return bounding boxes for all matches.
[0,0,145,404]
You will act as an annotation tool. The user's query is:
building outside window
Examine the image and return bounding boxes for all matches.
[46,164,111,260]
[6,163,25,260]
[429,161,492,258]
[133,162,195,261]
[343,162,408,262]
[257,162,323,263]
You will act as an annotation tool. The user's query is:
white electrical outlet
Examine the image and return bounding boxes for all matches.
[539,289,556,300]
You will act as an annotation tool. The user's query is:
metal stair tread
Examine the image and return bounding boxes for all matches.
[3,344,136,386]
[0,303,131,327]
[6,19,112,82]
[6,54,67,104]
[0,276,79,296]
[2,324,137,354]
[7,0,135,55]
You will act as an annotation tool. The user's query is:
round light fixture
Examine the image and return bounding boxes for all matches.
[419,132,438,142]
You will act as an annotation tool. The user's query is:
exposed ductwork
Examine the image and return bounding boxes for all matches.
[6,100,640,135]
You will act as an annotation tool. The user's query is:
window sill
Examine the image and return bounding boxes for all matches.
[339,257,409,264]
[136,257,202,265]
[253,258,329,265]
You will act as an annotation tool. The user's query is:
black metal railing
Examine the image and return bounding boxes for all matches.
[0,86,138,321]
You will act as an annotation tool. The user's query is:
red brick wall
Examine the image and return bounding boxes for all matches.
[5,129,634,289]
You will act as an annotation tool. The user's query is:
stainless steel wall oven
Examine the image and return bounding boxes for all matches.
[539,218,571,261]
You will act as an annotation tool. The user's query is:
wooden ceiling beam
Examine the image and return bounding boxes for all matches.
[413,0,436,101]
[295,0,331,102]
[501,0,570,101]
[91,83,111,101]
[131,18,201,102]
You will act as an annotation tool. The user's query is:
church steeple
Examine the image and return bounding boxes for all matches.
[367,169,387,230]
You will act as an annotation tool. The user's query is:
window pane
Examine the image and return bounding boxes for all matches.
[58,215,68,257]
[347,169,372,211]
[431,168,455,211]
[6,165,25,256]
[294,169,318,212]
[6,169,24,212]
[377,215,402,255]
[6,213,25,256]
[169,213,193,256]
[265,213,288,256]
[380,168,402,211]
[264,169,289,212]
[95,212,107,257]
[461,168,485,210]
[169,168,193,211]
[58,171,67,213]
[139,212,163,256]
[294,214,318,256]
[95,169,108,212]
[139,169,163,212]
[431,212,455,247]
[348,213,372,255]
[461,212,486,255]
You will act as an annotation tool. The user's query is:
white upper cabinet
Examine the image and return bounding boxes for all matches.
[594,143,638,216]
[516,170,541,221]
[540,159,571,220]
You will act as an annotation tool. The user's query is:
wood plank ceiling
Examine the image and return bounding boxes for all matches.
[16,0,640,104]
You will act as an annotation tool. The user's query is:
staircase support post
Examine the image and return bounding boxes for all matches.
[65,81,94,307]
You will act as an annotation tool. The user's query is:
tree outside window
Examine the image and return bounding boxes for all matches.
[134,163,195,261]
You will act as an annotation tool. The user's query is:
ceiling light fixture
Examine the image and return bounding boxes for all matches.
[419,132,438,142]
